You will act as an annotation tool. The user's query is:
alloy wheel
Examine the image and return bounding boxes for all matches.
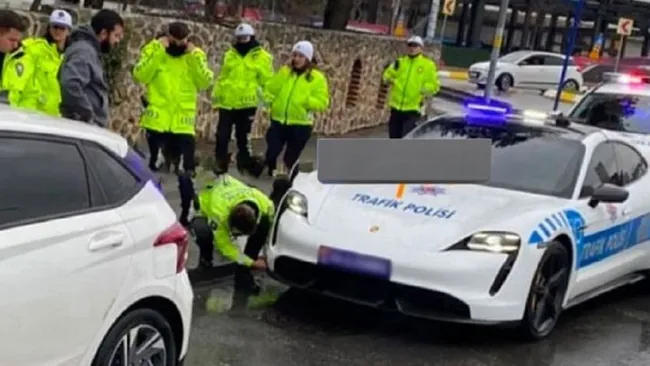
[529,253,569,335]
[107,324,167,366]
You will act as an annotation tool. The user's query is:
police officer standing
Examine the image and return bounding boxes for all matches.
[260,41,330,177]
[192,174,273,292]
[133,21,214,226]
[21,10,72,116]
[382,36,440,139]
[212,23,273,175]
[0,9,32,107]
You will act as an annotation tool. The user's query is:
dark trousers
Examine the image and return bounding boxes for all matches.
[191,214,271,288]
[215,108,256,168]
[144,129,168,170]
[388,109,420,139]
[166,133,197,223]
[264,120,312,173]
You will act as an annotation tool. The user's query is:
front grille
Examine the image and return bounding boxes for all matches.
[273,256,471,320]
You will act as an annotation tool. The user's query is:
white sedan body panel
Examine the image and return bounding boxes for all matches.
[267,131,650,324]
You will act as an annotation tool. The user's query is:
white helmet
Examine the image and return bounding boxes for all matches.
[234,23,255,37]
[49,9,73,29]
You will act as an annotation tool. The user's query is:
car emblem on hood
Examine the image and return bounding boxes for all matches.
[411,185,446,196]
[369,225,379,233]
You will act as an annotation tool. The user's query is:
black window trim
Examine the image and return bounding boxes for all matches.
[80,140,145,209]
[578,141,621,199]
[0,131,141,231]
[610,140,649,187]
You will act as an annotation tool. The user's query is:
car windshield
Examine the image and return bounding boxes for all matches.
[568,92,650,134]
[408,117,585,198]
[498,51,528,63]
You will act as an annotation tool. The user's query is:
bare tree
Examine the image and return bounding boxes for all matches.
[29,0,42,11]
[323,0,354,30]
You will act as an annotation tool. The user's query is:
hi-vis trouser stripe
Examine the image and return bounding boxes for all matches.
[528,211,571,245]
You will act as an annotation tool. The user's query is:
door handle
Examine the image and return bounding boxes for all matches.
[88,232,125,251]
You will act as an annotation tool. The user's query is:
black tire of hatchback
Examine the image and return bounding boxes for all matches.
[496,73,513,92]
[91,308,178,366]
[518,241,570,341]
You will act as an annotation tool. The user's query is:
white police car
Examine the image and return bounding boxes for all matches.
[266,100,650,340]
[566,72,650,133]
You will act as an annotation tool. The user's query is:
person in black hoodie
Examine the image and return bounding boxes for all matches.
[59,9,124,127]
[211,23,274,175]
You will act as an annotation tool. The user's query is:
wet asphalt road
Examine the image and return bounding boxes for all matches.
[161,170,650,366]
[185,277,650,366]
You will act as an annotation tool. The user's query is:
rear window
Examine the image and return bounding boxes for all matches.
[409,117,585,198]
[124,147,162,192]
[569,92,650,134]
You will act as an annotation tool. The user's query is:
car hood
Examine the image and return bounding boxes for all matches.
[310,183,561,251]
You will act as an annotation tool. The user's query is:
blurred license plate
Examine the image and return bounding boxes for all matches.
[317,246,391,279]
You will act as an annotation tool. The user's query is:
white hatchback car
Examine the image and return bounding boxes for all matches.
[468,50,583,92]
[0,107,193,365]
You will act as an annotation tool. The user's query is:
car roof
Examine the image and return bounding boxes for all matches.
[505,50,568,58]
[0,106,128,156]
[590,82,650,97]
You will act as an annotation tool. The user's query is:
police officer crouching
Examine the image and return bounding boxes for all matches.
[133,21,214,226]
[191,173,273,292]
[212,23,273,175]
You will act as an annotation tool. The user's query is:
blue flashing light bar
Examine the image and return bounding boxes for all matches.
[462,97,513,124]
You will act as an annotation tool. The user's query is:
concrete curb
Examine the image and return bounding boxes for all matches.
[439,70,468,80]
[187,262,237,286]
[540,89,581,103]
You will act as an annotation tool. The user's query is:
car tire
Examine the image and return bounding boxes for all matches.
[562,79,580,92]
[519,241,570,341]
[92,308,178,366]
[496,73,513,92]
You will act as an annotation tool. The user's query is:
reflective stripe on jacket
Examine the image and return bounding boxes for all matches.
[211,46,273,110]
[264,65,330,126]
[133,40,214,135]
[197,175,274,267]
[382,54,440,112]
[20,38,63,116]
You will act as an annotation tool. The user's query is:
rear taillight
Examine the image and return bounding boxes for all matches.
[153,222,189,273]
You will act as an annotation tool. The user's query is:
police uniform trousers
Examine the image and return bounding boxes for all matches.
[215,108,257,170]
[264,120,312,174]
[167,133,197,225]
[388,108,420,139]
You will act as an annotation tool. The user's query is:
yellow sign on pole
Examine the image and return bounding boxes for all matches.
[442,0,457,16]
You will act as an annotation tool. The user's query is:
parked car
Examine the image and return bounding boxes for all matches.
[0,106,193,365]
[468,50,583,92]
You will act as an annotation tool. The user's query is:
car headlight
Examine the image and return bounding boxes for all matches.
[467,232,520,253]
[285,190,308,217]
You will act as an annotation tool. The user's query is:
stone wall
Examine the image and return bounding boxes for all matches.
[18,9,440,142]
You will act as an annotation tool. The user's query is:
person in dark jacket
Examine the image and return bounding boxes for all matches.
[59,9,124,127]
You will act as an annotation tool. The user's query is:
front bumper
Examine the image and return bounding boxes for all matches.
[467,70,487,84]
[266,213,532,324]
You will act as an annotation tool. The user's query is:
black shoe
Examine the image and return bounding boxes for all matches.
[198,258,214,269]
[148,162,159,172]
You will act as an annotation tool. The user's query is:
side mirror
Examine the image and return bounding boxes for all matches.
[588,184,629,208]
